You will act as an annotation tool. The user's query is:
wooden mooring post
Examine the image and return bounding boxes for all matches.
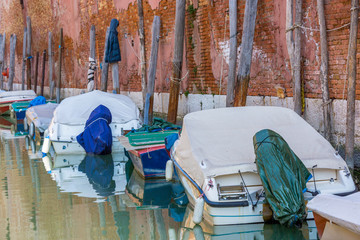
[345,0,359,170]
[21,28,27,90]
[56,28,63,104]
[167,0,186,124]
[88,25,96,92]
[317,0,331,141]
[233,0,258,107]
[137,0,147,109]
[34,51,39,93]
[144,16,160,125]
[293,0,302,115]
[26,16,32,90]
[0,33,5,90]
[8,34,17,91]
[226,0,237,107]
[111,63,119,93]
[48,32,54,99]
[100,27,110,92]
[40,50,46,96]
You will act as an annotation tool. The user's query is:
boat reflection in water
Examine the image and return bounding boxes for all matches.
[43,152,134,239]
[178,206,319,240]
[46,153,128,200]
[126,167,189,238]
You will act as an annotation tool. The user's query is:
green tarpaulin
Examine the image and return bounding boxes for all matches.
[253,129,311,227]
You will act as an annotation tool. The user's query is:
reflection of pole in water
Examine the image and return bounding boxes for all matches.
[148,210,155,240]
[154,209,167,240]
[14,138,25,176]
[29,158,41,203]
[4,140,12,168]
[98,202,107,236]
[111,195,130,240]
[109,195,118,213]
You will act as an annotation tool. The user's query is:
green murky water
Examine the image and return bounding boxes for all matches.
[0,128,318,240]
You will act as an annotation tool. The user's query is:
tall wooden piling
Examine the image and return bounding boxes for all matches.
[111,63,119,93]
[21,28,27,90]
[137,0,147,108]
[48,32,54,99]
[345,0,359,170]
[144,16,161,125]
[88,25,96,92]
[293,0,302,115]
[8,34,17,91]
[34,51,39,93]
[167,0,186,124]
[226,0,237,107]
[56,28,63,104]
[26,16,32,90]
[233,0,258,107]
[100,27,110,92]
[317,0,331,141]
[40,50,46,96]
[0,33,5,90]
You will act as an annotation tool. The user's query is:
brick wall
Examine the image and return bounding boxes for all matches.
[0,0,358,100]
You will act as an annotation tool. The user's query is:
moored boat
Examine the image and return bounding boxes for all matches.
[0,90,36,115]
[170,106,356,225]
[25,102,58,141]
[120,118,180,178]
[10,98,56,121]
[307,192,360,239]
[46,90,142,154]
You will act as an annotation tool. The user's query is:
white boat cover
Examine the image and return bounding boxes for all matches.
[173,107,348,186]
[52,90,141,125]
[0,90,36,98]
[26,103,58,133]
[307,193,360,235]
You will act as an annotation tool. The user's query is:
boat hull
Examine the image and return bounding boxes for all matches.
[127,145,171,178]
[51,139,126,155]
[173,160,319,225]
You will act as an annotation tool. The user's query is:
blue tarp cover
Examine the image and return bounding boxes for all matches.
[77,104,113,155]
[29,96,46,107]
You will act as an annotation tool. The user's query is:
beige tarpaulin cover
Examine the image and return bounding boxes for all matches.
[173,107,347,186]
[307,193,360,235]
[52,90,141,125]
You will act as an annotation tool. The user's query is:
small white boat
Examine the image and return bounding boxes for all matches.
[170,106,356,225]
[307,193,360,239]
[47,90,142,154]
[45,153,128,200]
[25,102,58,140]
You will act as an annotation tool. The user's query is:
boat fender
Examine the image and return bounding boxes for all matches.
[42,136,51,154]
[165,160,174,181]
[25,136,29,150]
[168,228,176,240]
[193,197,204,224]
[193,225,205,240]
[30,138,36,153]
[29,122,35,138]
[42,155,52,173]
[24,117,28,131]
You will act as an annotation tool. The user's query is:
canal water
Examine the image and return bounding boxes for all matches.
[0,128,318,240]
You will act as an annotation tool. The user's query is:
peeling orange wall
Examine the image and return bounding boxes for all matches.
[0,0,359,99]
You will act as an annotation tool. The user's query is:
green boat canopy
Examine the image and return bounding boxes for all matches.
[253,129,312,227]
